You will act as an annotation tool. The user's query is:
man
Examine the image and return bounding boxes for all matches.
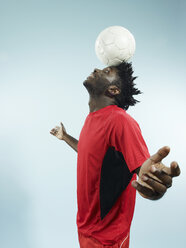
[50,62,180,248]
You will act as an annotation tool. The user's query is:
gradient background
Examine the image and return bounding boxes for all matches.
[0,0,185,247]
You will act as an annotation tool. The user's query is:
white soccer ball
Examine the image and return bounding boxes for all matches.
[95,26,136,66]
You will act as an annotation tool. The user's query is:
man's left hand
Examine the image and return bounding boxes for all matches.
[131,146,181,200]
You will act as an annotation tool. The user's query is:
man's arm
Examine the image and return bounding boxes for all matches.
[63,133,78,152]
[50,122,78,152]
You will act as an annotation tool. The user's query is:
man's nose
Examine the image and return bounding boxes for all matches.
[94,68,100,73]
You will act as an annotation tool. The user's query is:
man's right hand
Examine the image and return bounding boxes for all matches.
[50,122,67,140]
[50,122,78,152]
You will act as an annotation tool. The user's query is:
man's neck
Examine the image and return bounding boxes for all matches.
[88,95,116,113]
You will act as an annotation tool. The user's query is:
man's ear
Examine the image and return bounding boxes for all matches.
[107,85,121,96]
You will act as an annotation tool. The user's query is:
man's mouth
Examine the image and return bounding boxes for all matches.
[87,72,95,80]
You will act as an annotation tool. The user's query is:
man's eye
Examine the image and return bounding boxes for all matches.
[105,69,109,73]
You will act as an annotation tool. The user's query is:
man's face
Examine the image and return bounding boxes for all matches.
[83,66,120,96]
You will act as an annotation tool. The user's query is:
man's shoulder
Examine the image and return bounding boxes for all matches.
[110,106,137,125]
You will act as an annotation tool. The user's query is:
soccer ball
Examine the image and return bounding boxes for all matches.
[95,26,136,66]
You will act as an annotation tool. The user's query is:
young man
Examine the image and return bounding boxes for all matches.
[50,62,180,248]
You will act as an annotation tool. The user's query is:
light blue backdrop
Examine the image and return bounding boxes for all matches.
[0,0,185,247]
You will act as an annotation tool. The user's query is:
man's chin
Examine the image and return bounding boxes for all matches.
[83,80,87,87]
[83,79,94,94]
[83,79,91,88]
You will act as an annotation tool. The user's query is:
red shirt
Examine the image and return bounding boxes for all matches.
[76,105,150,245]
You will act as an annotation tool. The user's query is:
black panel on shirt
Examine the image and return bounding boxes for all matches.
[100,146,133,220]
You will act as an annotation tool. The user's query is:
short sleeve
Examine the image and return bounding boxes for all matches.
[106,114,150,173]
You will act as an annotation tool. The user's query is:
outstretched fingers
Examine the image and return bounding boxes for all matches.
[131,180,157,199]
[141,175,167,196]
[50,128,57,135]
[152,161,181,178]
[150,146,170,163]
[170,161,181,177]
[150,166,172,188]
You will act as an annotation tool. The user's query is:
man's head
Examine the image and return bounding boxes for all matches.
[83,61,141,110]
